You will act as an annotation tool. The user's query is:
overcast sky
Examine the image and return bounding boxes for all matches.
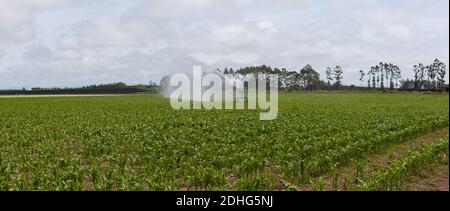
[0,0,448,89]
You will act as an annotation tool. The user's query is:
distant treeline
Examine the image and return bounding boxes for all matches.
[399,59,448,92]
[217,64,371,91]
[216,58,448,92]
[0,82,159,95]
[218,64,344,91]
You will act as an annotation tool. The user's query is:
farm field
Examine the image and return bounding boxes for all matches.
[0,93,448,190]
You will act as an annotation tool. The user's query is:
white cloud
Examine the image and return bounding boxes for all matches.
[0,0,78,43]
[0,0,448,89]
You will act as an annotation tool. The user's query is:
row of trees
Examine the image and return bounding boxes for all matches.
[214,58,447,92]
[363,62,402,91]
[411,58,447,91]
[20,82,159,95]
[360,59,447,92]
[220,64,344,91]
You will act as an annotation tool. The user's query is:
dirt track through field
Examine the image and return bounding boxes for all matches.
[401,164,449,191]
[296,128,449,191]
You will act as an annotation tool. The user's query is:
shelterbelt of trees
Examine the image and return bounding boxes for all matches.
[219,64,341,91]
[0,82,159,95]
[216,58,448,92]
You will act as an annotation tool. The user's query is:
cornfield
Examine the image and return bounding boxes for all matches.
[0,93,448,190]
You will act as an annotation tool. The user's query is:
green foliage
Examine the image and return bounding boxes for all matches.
[359,138,449,191]
[0,93,448,190]
[219,64,326,91]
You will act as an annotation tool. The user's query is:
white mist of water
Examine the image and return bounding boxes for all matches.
[159,65,245,102]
